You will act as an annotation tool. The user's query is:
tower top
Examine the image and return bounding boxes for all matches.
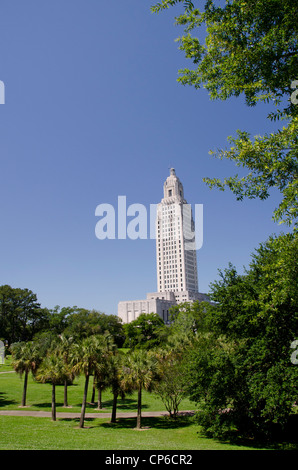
[163,168,184,201]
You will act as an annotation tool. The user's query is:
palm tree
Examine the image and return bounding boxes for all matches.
[93,369,108,410]
[10,341,40,407]
[35,352,73,421]
[121,349,159,429]
[90,375,97,405]
[56,335,75,407]
[70,335,109,428]
[93,334,117,410]
[104,351,129,423]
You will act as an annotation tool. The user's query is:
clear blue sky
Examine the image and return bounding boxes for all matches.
[0,0,288,316]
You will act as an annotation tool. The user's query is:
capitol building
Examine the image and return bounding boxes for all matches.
[118,168,208,323]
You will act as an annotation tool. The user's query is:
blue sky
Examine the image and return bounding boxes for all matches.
[0,0,289,316]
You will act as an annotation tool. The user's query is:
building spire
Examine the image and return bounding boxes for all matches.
[163,168,184,200]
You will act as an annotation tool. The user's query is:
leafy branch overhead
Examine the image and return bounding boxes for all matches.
[151,0,298,226]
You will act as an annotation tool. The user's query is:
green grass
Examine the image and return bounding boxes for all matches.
[0,367,194,414]
[0,355,13,372]
[1,361,297,450]
[0,415,274,450]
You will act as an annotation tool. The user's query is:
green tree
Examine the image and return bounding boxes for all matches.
[105,351,129,423]
[63,308,125,346]
[91,334,117,409]
[55,335,75,407]
[70,335,112,428]
[121,349,159,429]
[47,306,75,336]
[153,301,211,418]
[154,349,186,418]
[168,300,211,351]
[60,308,98,340]
[184,232,298,438]
[32,330,60,357]
[90,312,125,348]
[10,341,41,407]
[0,285,49,344]
[35,352,73,421]
[123,313,168,350]
[152,0,298,226]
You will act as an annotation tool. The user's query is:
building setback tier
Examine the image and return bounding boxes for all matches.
[118,168,208,324]
[118,291,210,324]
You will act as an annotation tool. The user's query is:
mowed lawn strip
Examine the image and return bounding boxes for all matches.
[0,369,195,414]
[0,415,269,450]
[1,366,296,450]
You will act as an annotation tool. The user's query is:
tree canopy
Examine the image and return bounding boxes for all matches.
[0,289,125,348]
[183,232,298,438]
[0,285,49,344]
[62,308,125,346]
[151,0,298,226]
[123,313,168,349]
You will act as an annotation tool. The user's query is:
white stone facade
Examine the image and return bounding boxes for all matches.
[156,168,199,297]
[117,169,207,324]
[118,292,176,324]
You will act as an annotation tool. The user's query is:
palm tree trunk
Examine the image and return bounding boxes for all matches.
[91,376,96,404]
[79,373,89,428]
[137,385,142,429]
[111,390,118,423]
[21,370,28,407]
[64,380,68,407]
[52,384,56,421]
[97,386,103,409]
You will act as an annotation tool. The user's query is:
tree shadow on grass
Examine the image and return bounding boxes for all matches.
[104,398,149,411]
[101,415,194,431]
[0,392,17,407]
[59,417,99,429]
[33,402,65,408]
[201,414,298,451]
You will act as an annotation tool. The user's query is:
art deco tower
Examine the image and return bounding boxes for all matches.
[118,168,205,324]
[156,168,199,303]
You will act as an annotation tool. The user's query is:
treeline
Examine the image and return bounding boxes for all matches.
[1,232,298,441]
[0,286,187,429]
[0,287,125,347]
[9,334,173,429]
[0,286,172,351]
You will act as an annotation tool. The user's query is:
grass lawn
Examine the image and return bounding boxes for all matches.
[0,415,250,450]
[0,366,195,414]
[1,361,297,451]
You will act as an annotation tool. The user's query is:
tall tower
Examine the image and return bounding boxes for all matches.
[156,168,199,303]
[118,168,206,324]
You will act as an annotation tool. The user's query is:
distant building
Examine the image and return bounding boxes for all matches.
[118,168,208,323]
[118,291,176,325]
